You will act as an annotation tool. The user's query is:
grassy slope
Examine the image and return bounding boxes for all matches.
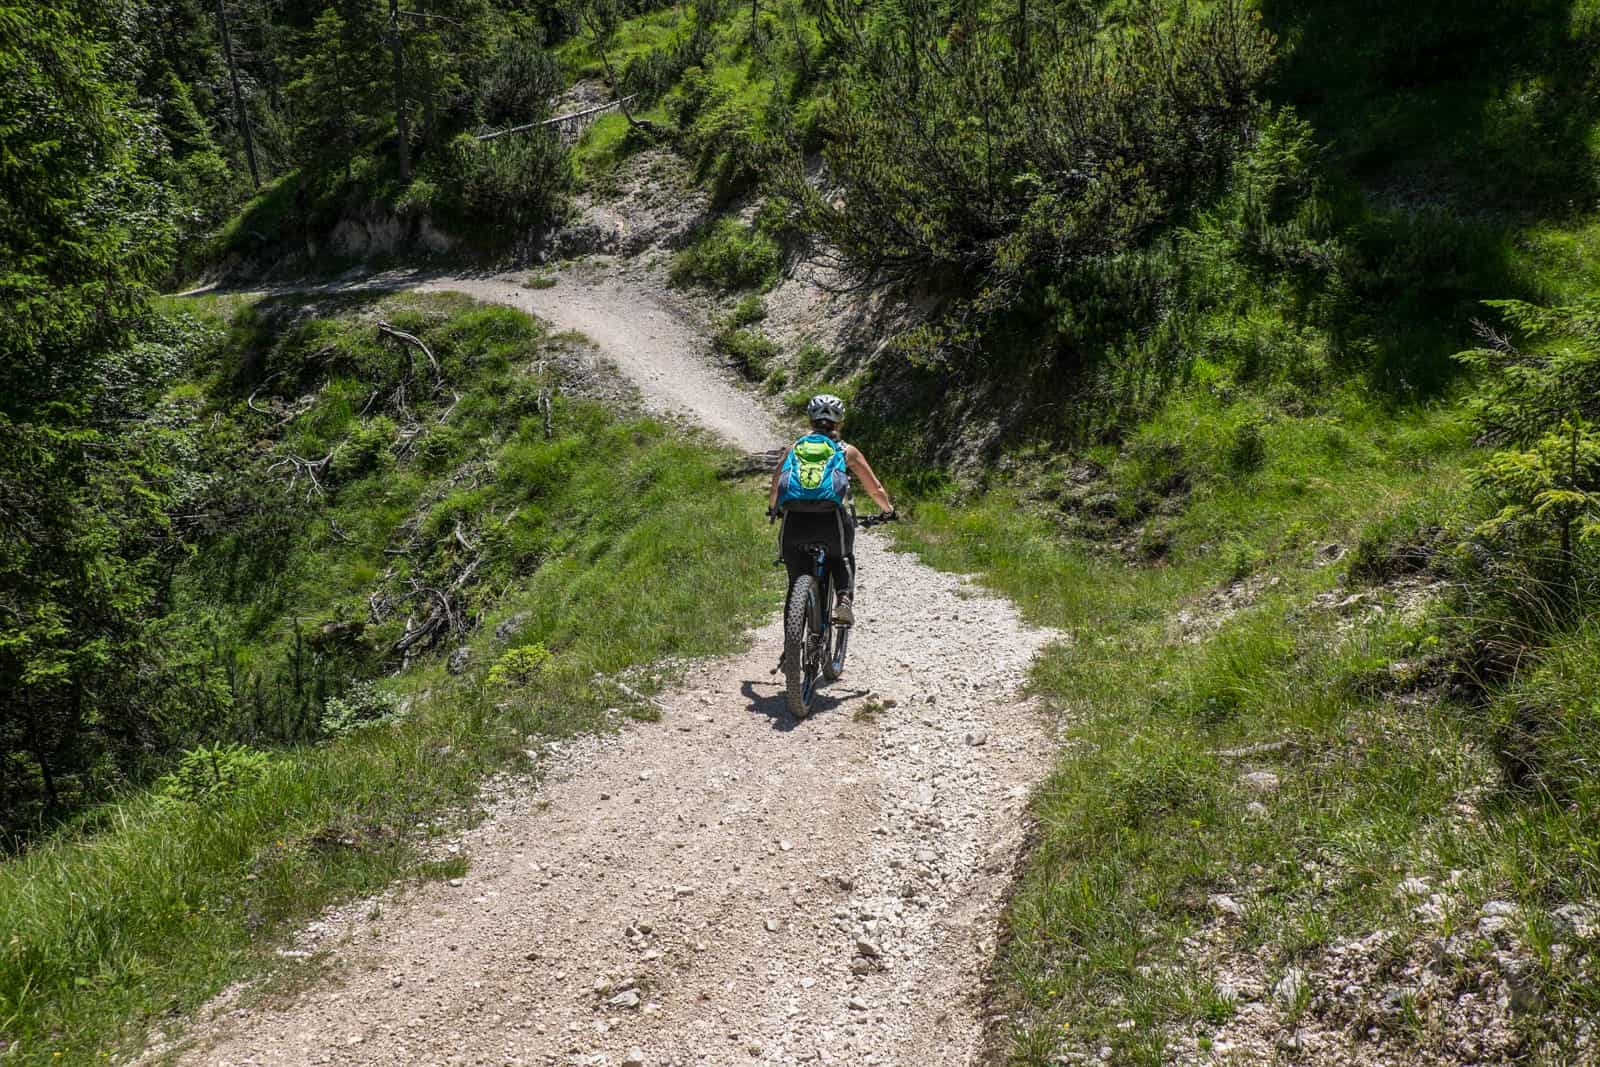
[864,3,1600,1062]
[0,293,776,1064]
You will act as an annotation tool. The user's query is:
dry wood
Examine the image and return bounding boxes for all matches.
[377,320,441,377]
[267,452,333,502]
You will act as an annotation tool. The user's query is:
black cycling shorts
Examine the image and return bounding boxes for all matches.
[780,507,855,595]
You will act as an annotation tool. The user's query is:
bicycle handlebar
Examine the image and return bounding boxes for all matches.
[768,507,901,527]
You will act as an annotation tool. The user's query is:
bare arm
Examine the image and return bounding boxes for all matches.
[767,452,787,511]
[845,445,894,512]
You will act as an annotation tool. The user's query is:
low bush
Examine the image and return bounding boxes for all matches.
[155,744,280,806]
[319,682,403,737]
[669,218,780,291]
[714,326,779,380]
[487,643,553,686]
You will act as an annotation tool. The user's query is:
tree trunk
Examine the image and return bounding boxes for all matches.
[216,0,261,187]
[390,0,411,181]
[25,710,60,813]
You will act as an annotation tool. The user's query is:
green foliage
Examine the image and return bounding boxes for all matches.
[319,682,402,737]
[1470,424,1600,555]
[728,294,766,327]
[1457,301,1600,445]
[780,0,1274,348]
[670,218,781,290]
[430,130,572,233]
[487,643,553,686]
[154,744,279,805]
[714,327,780,380]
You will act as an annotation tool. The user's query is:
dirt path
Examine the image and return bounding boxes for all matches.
[161,264,1064,1067]
[413,266,781,456]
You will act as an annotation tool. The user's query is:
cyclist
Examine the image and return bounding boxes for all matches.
[767,394,895,625]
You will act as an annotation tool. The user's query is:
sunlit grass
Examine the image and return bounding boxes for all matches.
[0,293,778,1065]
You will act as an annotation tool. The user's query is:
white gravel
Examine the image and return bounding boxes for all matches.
[157,534,1060,1066]
[416,264,781,454]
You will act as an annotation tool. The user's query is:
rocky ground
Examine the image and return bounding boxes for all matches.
[147,535,1062,1067]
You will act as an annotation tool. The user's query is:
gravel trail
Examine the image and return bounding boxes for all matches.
[419,265,781,455]
[161,266,1064,1066]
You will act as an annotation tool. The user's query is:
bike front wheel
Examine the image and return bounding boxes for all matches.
[784,575,822,719]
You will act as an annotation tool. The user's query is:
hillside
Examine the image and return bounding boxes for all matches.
[6,0,1600,1064]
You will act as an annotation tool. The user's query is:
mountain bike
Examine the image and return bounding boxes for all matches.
[772,510,897,720]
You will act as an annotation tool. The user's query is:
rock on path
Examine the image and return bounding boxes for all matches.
[156,533,1061,1066]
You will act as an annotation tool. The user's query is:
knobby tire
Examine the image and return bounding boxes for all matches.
[784,575,819,719]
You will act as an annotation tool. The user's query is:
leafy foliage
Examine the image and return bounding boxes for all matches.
[670,217,781,290]
[487,643,553,686]
[154,743,280,805]
[779,0,1274,343]
[319,682,404,737]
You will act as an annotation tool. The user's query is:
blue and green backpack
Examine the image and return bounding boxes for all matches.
[777,434,850,511]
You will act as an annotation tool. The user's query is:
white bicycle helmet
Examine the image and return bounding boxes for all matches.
[806,393,845,424]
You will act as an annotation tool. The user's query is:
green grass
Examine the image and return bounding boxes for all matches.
[670,217,779,291]
[554,7,690,82]
[889,375,1600,1061]
[882,384,1585,1060]
[0,293,777,1064]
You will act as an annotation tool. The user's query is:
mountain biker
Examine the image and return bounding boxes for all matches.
[768,394,895,626]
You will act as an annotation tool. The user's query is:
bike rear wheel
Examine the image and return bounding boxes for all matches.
[784,575,822,719]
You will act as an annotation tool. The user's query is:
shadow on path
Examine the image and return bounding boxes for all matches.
[741,679,871,732]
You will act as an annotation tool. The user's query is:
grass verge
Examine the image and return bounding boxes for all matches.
[884,388,1600,1062]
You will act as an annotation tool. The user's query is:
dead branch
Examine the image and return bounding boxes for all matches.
[437,390,461,425]
[450,553,483,592]
[594,674,668,711]
[453,521,476,554]
[377,321,441,378]
[246,371,286,415]
[266,452,333,502]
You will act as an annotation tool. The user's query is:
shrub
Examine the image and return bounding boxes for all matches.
[1224,417,1269,475]
[777,0,1274,353]
[155,744,279,805]
[435,130,571,233]
[729,294,766,327]
[669,218,780,291]
[793,342,829,379]
[714,327,779,380]
[394,178,440,217]
[331,416,397,482]
[320,682,403,737]
[1457,302,1600,563]
[488,643,552,686]
[417,424,465,471]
